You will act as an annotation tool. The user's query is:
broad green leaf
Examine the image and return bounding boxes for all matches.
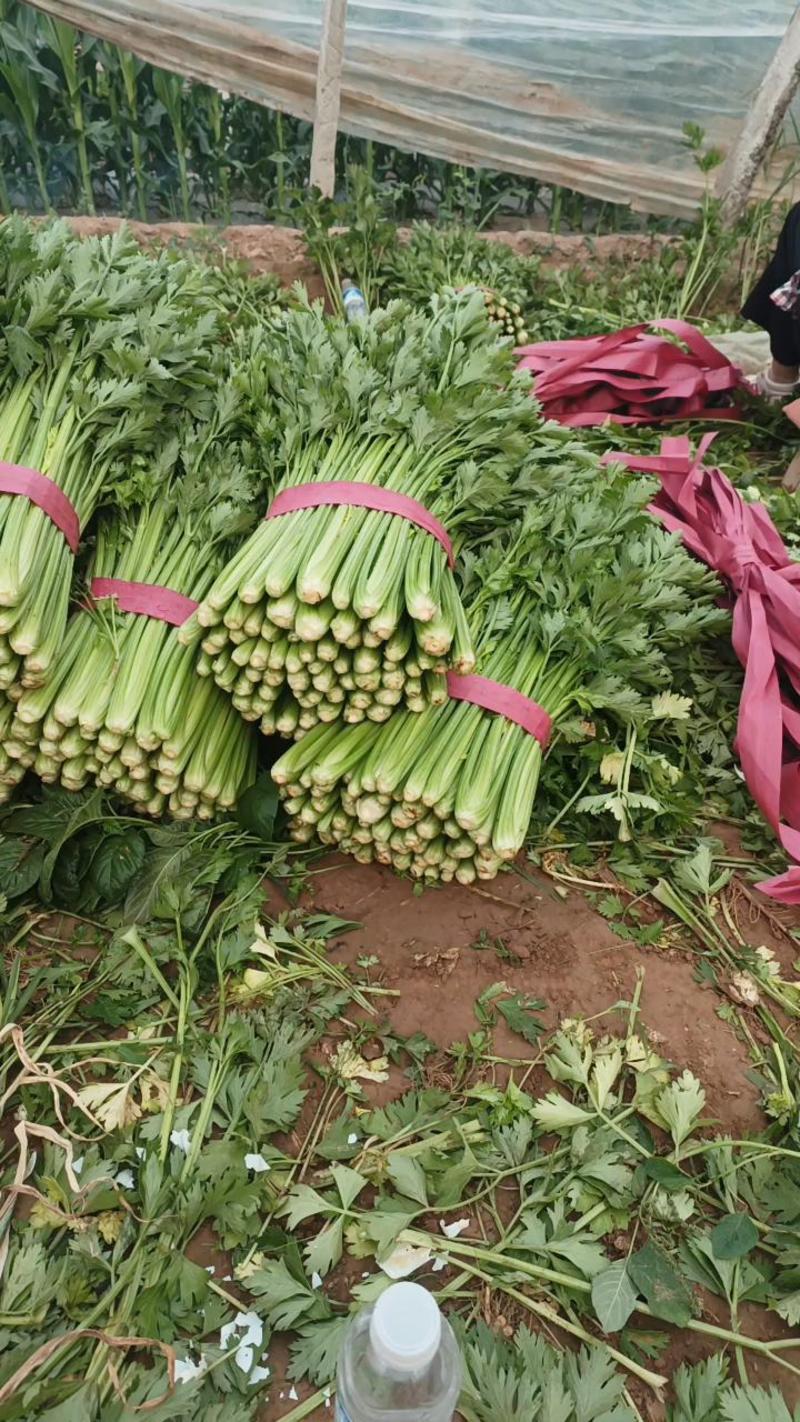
[546,1233,608,1280]
[496,994,547,1046]
[532,1093,594,1132]
[88,829,147,903]
[591,1261,639,1334]
[651,691,693,722]
[565,1342,633,1420]
[282,1184,331,1230]
[669,1356,728,1422]
[642,1158,691,1193]
[544,1032,593,1088]
[304,1218,344,1278]
[720,1385,797,1422]
[710,1214,759,1261]
[386,1154,428,1206]
[245,1258,330,1330]
[39,789,106,899]
[515,1214,607,1280]
[654,1071,706,1150]
[0,835,45,898]
[289,1315,350,1385]
[38,1384,99,1421]
[361,1209,417,1255]
[331,1163,367,1211]
[362,1089,450,1142]
[590,1047,622,1111]
[628,1241,692,1326]
[236,774,279,841]
[317,1110,360,1161]
[773,1292,800,1328]
[435,1149,480,1209]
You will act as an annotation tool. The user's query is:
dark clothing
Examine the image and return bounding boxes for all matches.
[742,203,800,366]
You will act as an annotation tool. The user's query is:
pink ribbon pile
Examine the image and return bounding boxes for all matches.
[604,433,800,902]
[516,320,744,427]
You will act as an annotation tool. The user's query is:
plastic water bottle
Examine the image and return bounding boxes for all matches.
[336,1282,461,1422]
[342,279,369,323]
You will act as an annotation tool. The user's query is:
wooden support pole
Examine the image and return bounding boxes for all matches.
[719,5,800,225]
[309,0,348,197]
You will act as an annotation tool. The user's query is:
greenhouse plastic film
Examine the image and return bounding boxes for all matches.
[24,0,799,215]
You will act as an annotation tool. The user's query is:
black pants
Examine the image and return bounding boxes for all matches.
[742,203,800,366]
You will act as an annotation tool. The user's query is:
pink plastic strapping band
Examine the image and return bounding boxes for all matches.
[0,462,80,553]
[515,319,745,429]
[266,482,455,567]
[602,432,800,905]
[90,578,198,627]
[446,672,552,746]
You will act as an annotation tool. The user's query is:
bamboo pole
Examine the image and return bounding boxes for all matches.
[309,0,348,197]
[719,6,800,225]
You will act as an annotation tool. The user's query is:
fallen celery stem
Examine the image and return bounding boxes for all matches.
[652,877,800,1017]
[120,929,180,1012]
[278,1389,329,1422]
[402,1231,800,1373]
[453,1258,667,1391]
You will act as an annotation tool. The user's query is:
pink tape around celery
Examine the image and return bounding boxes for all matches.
[446,672,552,746]
[90,578,198,627]
[0,462,80,553]
[266,482,455,568]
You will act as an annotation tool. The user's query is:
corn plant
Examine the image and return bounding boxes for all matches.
[0,0,618,228]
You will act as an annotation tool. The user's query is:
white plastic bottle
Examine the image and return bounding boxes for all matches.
[336,1282,462,1422]
[341,279,369,323]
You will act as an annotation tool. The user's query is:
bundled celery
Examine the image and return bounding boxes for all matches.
[180,290,540,736]
[0,217,217,696]
[6,417,262,819]
[382,223,533,342]
[271,458,727,882]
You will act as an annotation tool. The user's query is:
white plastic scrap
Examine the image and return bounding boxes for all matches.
[249,1364,270,1386]
[288,1386,299,1401]
[439,1218,470,1239]
[170,1129,191,1154]
[236,1344,254,1373]
[347,1133,359,1146]
[380,1242,433,1280]
[220,1310,264,1374]
[244,1152,271,1173]
[311,1271,323,1289]
[115,1169,135,1190]
[72,1156,84,1175]
[175,1356,207,1384]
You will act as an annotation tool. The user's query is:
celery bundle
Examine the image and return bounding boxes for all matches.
[0,217,217,696]
[6,420,262,819]
[181,291,540,736]
[271,460,727,882]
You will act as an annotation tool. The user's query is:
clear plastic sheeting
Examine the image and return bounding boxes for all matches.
[25,0,798,215]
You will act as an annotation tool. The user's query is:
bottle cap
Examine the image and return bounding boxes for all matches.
[369,1283,442,1373]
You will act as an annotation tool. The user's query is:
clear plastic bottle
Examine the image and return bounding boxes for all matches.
[336,1282,462,1422]
[341,279,369,323]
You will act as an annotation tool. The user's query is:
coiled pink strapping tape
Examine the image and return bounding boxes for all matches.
[446,672,552,746]
[90,579,198,627]
[266,482,455,568]
[0,463,80,553]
